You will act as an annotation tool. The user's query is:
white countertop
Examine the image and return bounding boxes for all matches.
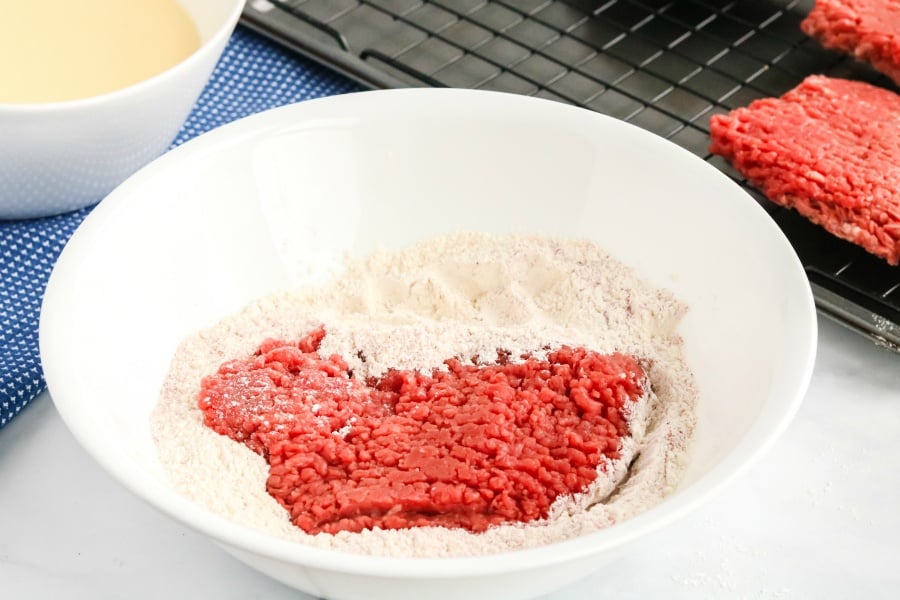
[1,316,898,599]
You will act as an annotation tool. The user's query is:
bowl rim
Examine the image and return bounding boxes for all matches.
[0,0,244,112]
[41,87,818,578]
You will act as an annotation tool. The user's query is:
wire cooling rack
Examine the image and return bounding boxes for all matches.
[242,0,900,351]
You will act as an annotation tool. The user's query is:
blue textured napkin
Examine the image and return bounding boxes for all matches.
[0,26,359,429]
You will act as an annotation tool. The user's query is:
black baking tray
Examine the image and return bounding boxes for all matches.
[241,0,900,352]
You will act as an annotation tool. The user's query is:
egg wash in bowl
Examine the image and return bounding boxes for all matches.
[0,0,200,104]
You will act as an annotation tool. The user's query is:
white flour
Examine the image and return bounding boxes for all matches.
[151,233,696,557]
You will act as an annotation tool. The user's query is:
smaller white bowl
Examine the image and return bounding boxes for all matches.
[0,0,244,220]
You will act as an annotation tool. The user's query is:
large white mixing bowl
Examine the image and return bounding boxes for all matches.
[40,89,817,600]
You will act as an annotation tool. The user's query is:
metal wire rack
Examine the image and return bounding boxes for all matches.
[242,0,900,351]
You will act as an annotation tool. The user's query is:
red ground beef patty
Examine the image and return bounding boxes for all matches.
[709,75,900,265]
[802,0,900,85]
[199,327,646,534]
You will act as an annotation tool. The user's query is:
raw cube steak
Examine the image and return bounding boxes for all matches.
[709,75,900,265]
[802,0,900,86]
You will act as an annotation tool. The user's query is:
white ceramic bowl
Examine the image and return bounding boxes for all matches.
[0,0,243,219]
[40,90,817,600]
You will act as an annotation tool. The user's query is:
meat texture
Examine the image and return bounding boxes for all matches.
[802,0,900,85]
[709,75,900,265]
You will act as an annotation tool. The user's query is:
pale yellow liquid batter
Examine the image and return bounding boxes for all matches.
[0,0,200,103]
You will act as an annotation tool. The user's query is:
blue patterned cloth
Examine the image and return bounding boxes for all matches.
[0,26,359,429]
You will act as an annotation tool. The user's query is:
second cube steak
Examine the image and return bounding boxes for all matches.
[802,0,900,86]
[709,75,900,265]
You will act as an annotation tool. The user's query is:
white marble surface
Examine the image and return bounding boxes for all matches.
[1,316,898,599]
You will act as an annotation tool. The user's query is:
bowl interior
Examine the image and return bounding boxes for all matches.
[40,89,816,573]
